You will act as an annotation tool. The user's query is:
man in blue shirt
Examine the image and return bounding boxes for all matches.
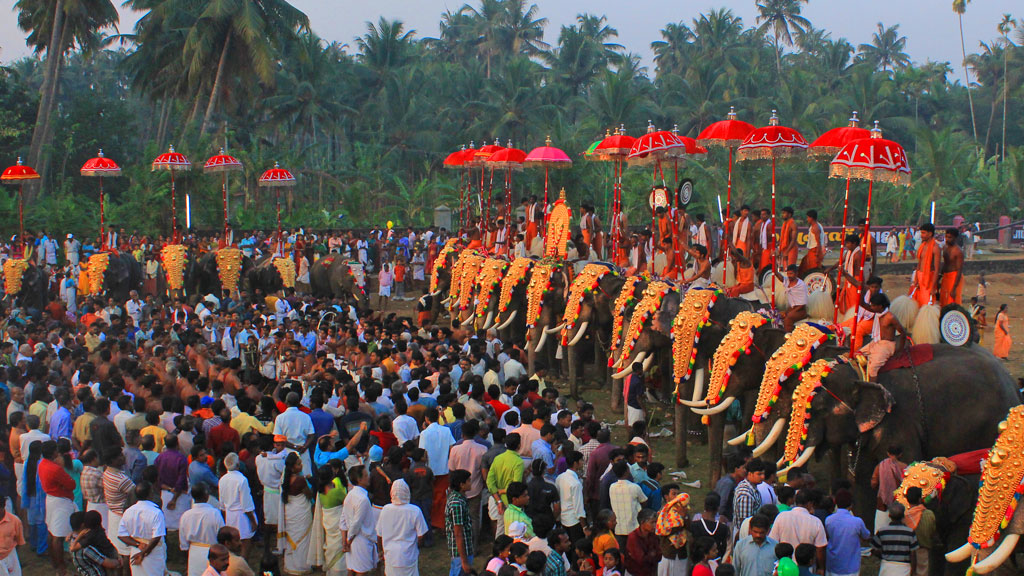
[825,489,871,576]
[733,514,779,576]
[308,394,336,438]
[49,388,74,441]
[530,424,557,483]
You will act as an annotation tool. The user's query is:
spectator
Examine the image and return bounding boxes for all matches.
[732,514,778,576]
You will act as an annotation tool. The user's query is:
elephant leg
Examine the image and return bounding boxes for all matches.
[708,413,725,486]
[568,345,579,399]
[674,403,689,468]
[595,337,608,387]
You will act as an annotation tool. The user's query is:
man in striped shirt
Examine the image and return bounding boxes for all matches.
[871,503,918,576]
[80,450,108,529]
[103,449,136,575]
[732,458,765,535]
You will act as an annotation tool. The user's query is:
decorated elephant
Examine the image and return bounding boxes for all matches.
[83,251,143,302]
[246,255,298,296]
[945,405,1024,575]
[447,250,487,328]
[308,255,368,312]
[464,257,509,332]
[2,259,48,313]
[523,259,571,377]
[780,344,1020,528]
[560,264,629,397]
[427,239,463,321]
[492,257,535,346]
[185,250,255,300]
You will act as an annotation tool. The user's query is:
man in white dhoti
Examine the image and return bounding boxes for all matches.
[179,486,225,576]
[257,435,293,555]
[376,480,428,576]
[273,392,316,476]
[218,453,257,557]
[281,452,314,575]
[318,469,349,576]
[340,465,378,576]
[118,481,167,576]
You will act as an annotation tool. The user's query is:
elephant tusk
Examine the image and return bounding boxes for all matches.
[945,543,974,563]
[679,399,708,408]
[692,368,706,403]
[545,322,566,335]
[611,352,645,379]
[533,330,549,353]
[752,418,787,457]
[430,290,442,297]
[440,297,450,307]
[461,315,475,327]
[496,310,517,330]
[482,310,496,331]
[568,321,589,346]
[727,427,752,446]
[692,396,735,416]
[973,534,1020,574]
[642,353,655,371]
[779,445,817,476]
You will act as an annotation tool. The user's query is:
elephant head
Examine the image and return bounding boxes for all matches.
[469,258,509,332]
[946,406,1024,574]
[4,260,47,312]
[561,265,625,396]
[449,251,486,328]
[609,281,678,379]
[244,256,294,295]
[429,238,462,299]
[102,252,143,302]
[524,260,571,376]
[493,257,534,342]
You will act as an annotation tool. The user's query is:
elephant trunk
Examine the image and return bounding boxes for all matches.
[496,310,517,330]
[778,445,816,475]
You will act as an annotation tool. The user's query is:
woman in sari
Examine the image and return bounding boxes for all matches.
[22,441,48,555]
[281,452,314,575]
[994,303,1012,359]
[313,466,348,576]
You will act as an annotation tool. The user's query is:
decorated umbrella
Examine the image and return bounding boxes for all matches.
[258,162,297,255]
[698,106,755,283]
[524,136,572,216]
[810,112,872,322]
[830,122,911,350]
[628,123,691,251]
[151,146,192,243]
[204,148,243,245]
[80,150,122,251]
[737,111,808,305]
[444,145,476,229]
[594,127,636,265]
[472,140,506,222]
[486,142,527,229]
[1,158,40,239]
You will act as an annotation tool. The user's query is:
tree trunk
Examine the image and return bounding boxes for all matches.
[201,34,232,136]
[959,14,978,142]
[27,0,66,176]
[1002,51,1008,162]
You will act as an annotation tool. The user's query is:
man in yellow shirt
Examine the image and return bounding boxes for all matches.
[230,397,273,436]
[140,411,168,453]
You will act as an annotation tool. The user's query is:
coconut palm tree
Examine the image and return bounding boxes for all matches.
[997,14,1016,160]
[858,22,910,73]
[952,0,978,141]
[754,0,811,81]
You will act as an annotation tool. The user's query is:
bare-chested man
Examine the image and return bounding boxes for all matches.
[860,292,907,379]
[939,228,964,306]
[911,223,941,307]
[682,244,711,288]
[779,207,798,268]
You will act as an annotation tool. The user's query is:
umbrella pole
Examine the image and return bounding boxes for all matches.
[770,157,777,308]
[276,190,282,256]
[222,174,229,244]
[724,148,733,284]
[18,185,24,240]
[170,171,178,244]
[543,167,550,237]
[99,178,105,251]
[834,177,852,325]
[487,168,494,223]
[852,180,874,355]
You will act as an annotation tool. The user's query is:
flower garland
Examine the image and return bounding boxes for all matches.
[671,288,722,386]
[474,258,508,319]
[160,244,187,291]
[608,277,643,355]
[781,359,834,467]
[968,405,1024,549]
[561,264,614,345]
[430,238,461,293]
[705,311,768,405]
[272,257,296,288]
[215,248,244,292]
[2,259,29,295]
[448,250,481,308]
[498,258,534,313]
[456,252,486,312]
[751,324,830,424]
[613,281,674,370]
[87,252,111,295]
[894,459,954,509]
[525,262,557,338]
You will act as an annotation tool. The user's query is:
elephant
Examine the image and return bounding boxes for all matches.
[608,287,757,468]
[523,260,571,378]
[185,251,255,301]
[561,266,631,398]
[102,252,143,302]
[308,255,369,312]
[246,256,291,296]
[792,344,1021,528]
[492,257,536,346]
[4,262,49,314]
[427,240,463,321]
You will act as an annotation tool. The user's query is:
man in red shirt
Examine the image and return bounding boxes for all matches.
[208,409,241,458]
[38,440,77,575]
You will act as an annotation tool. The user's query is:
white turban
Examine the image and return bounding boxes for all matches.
[390,479,411,505]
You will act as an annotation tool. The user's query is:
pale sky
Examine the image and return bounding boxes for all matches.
[1,0,1018,79]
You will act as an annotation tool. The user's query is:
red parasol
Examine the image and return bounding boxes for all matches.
[698,107,755,283]
[204,149,244,245]
[595,127,637,265]
[258,162,296,255]
[525,136,572,216]
[1,158,40,240]
[737,111,808,306]
[830,122,911,350]
[81,150,122,250]
[810,112,872,322]
[487,143,527,231]
[626,123,688,166]
[152,146,193,243]
[444,145,477,228]
[472,141,506,222]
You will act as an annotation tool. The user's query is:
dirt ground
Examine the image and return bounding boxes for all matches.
[17,266,1024,576]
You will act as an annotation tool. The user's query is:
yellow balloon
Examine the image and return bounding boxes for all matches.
[387,221,394,229]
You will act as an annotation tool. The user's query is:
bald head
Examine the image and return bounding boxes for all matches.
[208,544,231,572]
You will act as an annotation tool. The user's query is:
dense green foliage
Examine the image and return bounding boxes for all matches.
[3,0,1023,237]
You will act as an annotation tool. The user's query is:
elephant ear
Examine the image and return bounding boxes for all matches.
[854,381,894,433]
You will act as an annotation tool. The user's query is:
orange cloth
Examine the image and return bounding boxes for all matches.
[799,249,822,275]
[726,265,755,297]
[525,222,538,250]
[994,312,1012,359]
[912,239,939,307]
[939,273,962,306]
[467,239,483,250]
[780,220,797,259]
[838,283,861,315]
[759,248,773,271]
[582,229,592,247]
[841,317,873,350]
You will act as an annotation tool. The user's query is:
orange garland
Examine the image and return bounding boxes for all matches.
[751,324,830,423]
[561,264,614,345]
[609,277,643,355]
[781,359,834,467]
[430,238,461,293]
[671,288,721,386]
[526,262,557,336]
[968,405,1024,549]
[272,257,296,288]
[705,312,768,405]
[474,258,509,319]
[2,259,29,295]
[455,252,486,312]
[613,281,674,370]
[499,258,534,313]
